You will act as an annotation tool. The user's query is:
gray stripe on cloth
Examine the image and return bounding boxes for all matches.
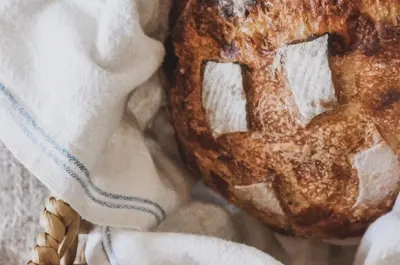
[102,240,113,265]
[104,226,121,265]
[0,82,166,222]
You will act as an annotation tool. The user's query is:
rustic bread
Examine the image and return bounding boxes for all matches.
[166,0,400,239]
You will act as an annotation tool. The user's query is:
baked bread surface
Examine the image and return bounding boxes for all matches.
[167,0,400,239]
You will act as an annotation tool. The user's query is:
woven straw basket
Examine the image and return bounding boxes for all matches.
[28,197,88,265]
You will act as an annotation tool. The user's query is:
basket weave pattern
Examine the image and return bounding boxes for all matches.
[27,197,82,265]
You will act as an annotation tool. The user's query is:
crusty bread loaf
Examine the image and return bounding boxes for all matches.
[166,0,400,239]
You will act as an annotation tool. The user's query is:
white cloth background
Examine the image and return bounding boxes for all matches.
[0,0,399,264]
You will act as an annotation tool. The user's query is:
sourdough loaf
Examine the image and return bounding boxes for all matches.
[166,0,400,239]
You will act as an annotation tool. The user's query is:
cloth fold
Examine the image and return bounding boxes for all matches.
[0,0,191,230]
[0,0,399,264]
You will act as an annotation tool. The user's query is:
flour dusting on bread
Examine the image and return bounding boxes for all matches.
[234,183,285,216]
[279,35,338,124]
[202,62,248,137]
[217,0,250,17]
[352,131,400,207]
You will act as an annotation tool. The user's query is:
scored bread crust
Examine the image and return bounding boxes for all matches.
[166,0,400,239]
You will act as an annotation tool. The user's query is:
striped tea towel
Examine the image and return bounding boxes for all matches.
[1,1,400,265]
[0,0,192,230]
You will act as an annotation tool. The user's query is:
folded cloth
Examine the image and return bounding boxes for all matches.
[85,227,285,265]
[0,1,399,265]
[0,0,193,230]
[353,197,400,265]
[82,184,400,265]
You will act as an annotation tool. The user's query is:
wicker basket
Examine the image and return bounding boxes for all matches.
[28,197,88,265]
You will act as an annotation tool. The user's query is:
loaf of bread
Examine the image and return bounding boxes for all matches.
[166,0,400,239]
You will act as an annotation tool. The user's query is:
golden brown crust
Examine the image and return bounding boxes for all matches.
[166,0,400,239]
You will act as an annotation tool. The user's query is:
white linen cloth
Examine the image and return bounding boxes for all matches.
[0,0,399,264]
